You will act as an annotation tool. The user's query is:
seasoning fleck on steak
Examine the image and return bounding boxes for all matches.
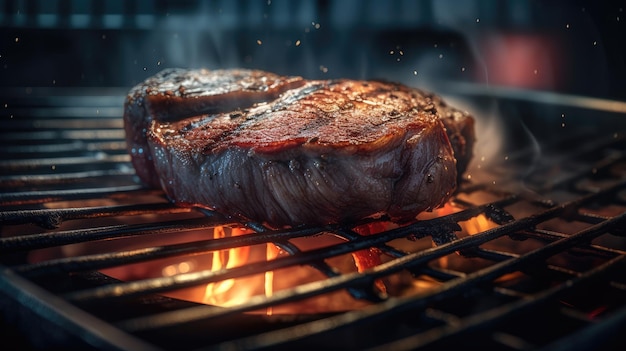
[124,68,475,228]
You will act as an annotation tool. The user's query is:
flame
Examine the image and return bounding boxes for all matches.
[417,201,499,272]
[420,202,498,236]
[202,226,253,307]
[352,221,398,295]
[264,242,281,315]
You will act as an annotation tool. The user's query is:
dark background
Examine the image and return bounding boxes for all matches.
[0,0,624,99]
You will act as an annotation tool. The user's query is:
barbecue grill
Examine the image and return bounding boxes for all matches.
[2,1,626,350]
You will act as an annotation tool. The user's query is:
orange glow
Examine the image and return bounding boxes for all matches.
[202,226,253,307]
[352,221,398,295]
[264,242,281,315]
[420,202,498,236]
[419,202,500,271]
[463,214,497,235]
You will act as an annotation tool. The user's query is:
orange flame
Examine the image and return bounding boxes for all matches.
[203,226,253,307]
[264,242,281,315]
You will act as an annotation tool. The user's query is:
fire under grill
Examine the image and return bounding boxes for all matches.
[1,87,626,351]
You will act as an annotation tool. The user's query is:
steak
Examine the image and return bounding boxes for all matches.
[124,68,475,228]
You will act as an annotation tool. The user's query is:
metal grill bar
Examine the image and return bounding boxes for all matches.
[0,185,149,206]
[0,203,191,228]
[0,169,135,188]
[1,217,223,254]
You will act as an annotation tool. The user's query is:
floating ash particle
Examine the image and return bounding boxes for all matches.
[295,40,301,46]
[257,39,262,45]
[413,70,418,75]
[319,65,328,73]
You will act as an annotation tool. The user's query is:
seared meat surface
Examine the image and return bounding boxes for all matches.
[124,68,305,187]
[124,68,474,227]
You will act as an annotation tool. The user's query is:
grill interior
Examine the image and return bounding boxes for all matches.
[1,85,626,351]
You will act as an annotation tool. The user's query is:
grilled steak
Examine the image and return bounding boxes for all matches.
[124,68,474,228]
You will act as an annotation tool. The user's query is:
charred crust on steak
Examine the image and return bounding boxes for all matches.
[124,68,306,187]
[124,68,476,228]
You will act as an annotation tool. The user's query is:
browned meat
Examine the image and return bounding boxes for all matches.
[124,68,474,228]
[430,93,475,184]
[124,68,305,187]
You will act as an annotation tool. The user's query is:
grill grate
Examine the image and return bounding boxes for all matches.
[1,87,625,351]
